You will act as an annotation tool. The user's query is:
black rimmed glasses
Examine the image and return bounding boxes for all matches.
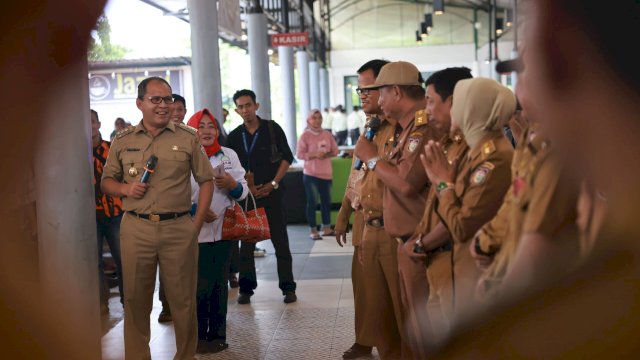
[142,96,175,104]
[355,87,378,96]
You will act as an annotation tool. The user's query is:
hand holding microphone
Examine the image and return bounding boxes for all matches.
[126,155,157,199]
[354,117,382,170]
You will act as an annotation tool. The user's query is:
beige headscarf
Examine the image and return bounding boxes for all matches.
[451,78,517,149]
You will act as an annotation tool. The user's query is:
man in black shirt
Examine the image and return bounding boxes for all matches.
[226,89,297,304]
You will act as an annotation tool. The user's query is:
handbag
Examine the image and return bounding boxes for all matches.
[221,192,270,242]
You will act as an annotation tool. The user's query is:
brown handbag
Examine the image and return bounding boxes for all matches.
[221,192,270,242]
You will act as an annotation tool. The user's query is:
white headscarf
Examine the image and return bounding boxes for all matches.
[451,78,517,148]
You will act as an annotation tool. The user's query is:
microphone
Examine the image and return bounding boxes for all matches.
[354,117,382,170]
[140,155,158,184]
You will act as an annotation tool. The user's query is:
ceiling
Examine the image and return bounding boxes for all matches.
[136,0,516,50]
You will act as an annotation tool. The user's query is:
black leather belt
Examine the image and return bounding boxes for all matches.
[127,211,189,222]
[366,218,384,228]
[426,242,453,256]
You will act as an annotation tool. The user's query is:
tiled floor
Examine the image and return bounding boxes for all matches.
[101,225,380,359]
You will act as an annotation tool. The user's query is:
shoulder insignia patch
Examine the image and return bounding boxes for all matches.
[414,109,428,126]
[471,162,495,185]
[482,140,496,157]
[115,127,134,139]
[407,132,423,153]
[177,122,197,135]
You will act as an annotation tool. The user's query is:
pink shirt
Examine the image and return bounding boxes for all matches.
[296,129,339,180]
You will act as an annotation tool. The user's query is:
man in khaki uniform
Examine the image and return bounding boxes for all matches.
[402,68,473,340]
[336,59,404,359]
[355,61,442,359]
[420,78,514,334]
[102,77,214,360]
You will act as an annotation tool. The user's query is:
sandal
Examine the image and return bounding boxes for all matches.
[321,230,335,237]
[310,233,323,240]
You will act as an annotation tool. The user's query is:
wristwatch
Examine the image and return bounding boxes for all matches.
[367,156,381,171]
[271,180,279,190]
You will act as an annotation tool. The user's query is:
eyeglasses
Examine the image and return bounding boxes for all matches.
[141,96,175,104]
[356,87,380,96]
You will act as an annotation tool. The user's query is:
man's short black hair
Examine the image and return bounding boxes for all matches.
[424,67,473,102]
[357,59,390,78]
[233,89,257,105]
[90,109,99,122]
[137,76,172,99]
[399,85,426,101]
[172,94,186,107]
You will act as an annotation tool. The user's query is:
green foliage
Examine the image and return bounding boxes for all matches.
[88,15,129,61]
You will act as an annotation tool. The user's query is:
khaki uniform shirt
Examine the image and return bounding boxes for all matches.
[359,118,396,222]
[436,132,513,256]
[383,110,442,238]
[477,126,580,300]
[415,132,468,238]
[102,121,214,214]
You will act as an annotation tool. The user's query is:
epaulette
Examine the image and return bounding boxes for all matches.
[176,122,197,135]
[414,109,428,127]
[115,127,134,139]
[481,139,496,158]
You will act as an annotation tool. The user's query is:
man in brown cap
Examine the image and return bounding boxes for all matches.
[336,59,405,359]
[354,61,442,359]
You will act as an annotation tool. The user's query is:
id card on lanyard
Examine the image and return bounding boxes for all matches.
[242,129,259,172]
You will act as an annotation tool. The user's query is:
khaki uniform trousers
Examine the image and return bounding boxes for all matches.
[120,213,198,360]
[426,252,453,341]
[397,240,431,360]
[356,223,403,359]
[351,212,371,346]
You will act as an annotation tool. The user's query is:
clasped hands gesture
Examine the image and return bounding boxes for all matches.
[419,140,458,188]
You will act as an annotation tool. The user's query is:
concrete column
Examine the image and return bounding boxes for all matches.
[297,50,310,124]
[319,67,329,110]
[35,61,101,357]
[279,46,297,153]
[187,0,225,134]
[309,61,320,110]
[247,9,271,119]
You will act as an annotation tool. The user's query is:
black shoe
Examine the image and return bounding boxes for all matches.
[229,273,239,288]
[237,293,251,304]
[343,343,373,359]
[283,291,297,304]
[158,308,172,323]
[210,340,229,353]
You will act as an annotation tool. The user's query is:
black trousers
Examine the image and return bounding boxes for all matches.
[239,190,296,295]
[335,130,349,146]
[228,240,240,274]
[197,241,232,341]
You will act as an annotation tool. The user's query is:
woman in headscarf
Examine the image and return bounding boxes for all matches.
[296,109,340,240]
[419,77,516,332]
[187,109,249,354]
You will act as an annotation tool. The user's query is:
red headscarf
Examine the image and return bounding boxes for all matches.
[187,108,221,157]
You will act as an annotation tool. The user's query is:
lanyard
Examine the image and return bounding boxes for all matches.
[241,129,259,170]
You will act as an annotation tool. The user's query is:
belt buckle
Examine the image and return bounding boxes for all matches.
[149,214,161,222]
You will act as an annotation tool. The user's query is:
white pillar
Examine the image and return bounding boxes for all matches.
[296,50,310,124]
[319,67,329,110]
[35,61,101,357]
[187,0,225,133]
[247,9,271,119]
[279,46,297,153]
[309,61,320,110]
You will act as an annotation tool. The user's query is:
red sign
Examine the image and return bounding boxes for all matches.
[271,32,309,47]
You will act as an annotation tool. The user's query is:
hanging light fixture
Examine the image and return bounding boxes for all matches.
[420,22,428,37]
[424,13,433,32]
[416,30,423,43]
[496,17,504,35]
[434,0,445,15]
